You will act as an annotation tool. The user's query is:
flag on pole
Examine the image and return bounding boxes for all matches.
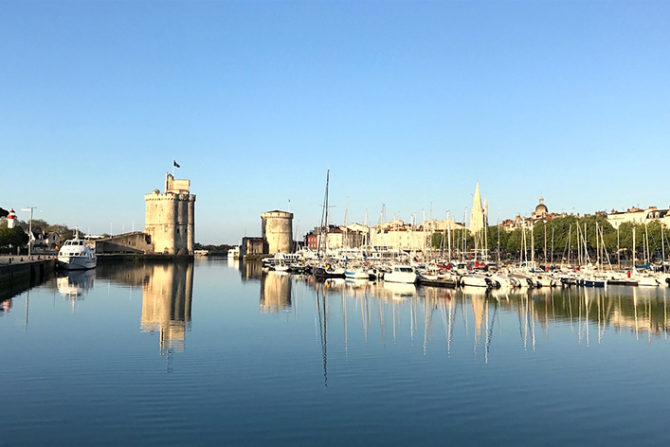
[173,160,180,168]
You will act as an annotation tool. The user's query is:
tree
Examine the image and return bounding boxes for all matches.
[0,227,29,250]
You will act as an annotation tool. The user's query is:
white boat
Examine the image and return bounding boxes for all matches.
[658,273,670,287]
[383,265,417,284]
[274,263,290,272]
[57,234,97,270]
[633,272,659,287]
[460,273,490,288]
[227,246,240,260]
[489,272,517,288]
[535,273,558,287]
[344,267,370,280]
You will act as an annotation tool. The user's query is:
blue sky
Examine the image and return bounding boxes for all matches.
[1,1,669,243]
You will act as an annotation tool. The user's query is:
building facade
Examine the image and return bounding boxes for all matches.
[261,210,293,254]
[145,173,196,255]
[607,206,670,229]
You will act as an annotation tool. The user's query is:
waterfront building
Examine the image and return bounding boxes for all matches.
[606,206,670,229]
[145,173,196,255]
[303,218,466,253]
[27,229,61,250]
[531,196,548,220]
[240,237,266,257]
[304,224,366,252]
[500,196,569,231]
[369,224,430,251]
[370,218,465,251]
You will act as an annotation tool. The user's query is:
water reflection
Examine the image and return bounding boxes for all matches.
[259,271,292,312]
[140,262,193,355]
[279,275,670,368]
[57,270,95,299]
[96,261,194,355]
[239,261,263,282]
[0,298,11,315]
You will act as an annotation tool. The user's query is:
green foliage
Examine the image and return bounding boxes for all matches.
[14,219,81,242]
[0,226,29,249]
[431,229,473,250]
[427,215,670,263]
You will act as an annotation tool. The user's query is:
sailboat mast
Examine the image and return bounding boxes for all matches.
[497,218,501,266]
[616,227,621,269]
[364,209,369,257]
[645,227,650,265]
[662,224,666,272]
[483,211,488,264]
[551,227,555,265]
[566,225,572,268]
[344,198,348,250]
[531,224,535,266]
[596,222,600,270]
[544,223,547,265]
[632,226,636,270]
[447,211,452,263]
[324,170,330,254]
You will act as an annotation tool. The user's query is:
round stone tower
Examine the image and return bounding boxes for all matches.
[145,174,196,255]
[261,210,293,254]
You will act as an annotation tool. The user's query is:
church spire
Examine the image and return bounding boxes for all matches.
[469,183,485,234]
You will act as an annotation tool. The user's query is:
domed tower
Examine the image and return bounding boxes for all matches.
[533,196,548,219]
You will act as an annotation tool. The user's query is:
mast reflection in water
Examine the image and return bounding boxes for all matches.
[292,276,670,365]
[2,259,670,446]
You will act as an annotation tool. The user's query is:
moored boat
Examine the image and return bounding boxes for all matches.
[460,273,493,288]
[383,265,417,284]
[57,234,97,270]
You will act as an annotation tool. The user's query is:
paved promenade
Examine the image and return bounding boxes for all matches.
[0,254,56,266]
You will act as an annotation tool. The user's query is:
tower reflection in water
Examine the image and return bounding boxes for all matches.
[140,262,193,355]
[239,260,263,282]
[259,271,292,312]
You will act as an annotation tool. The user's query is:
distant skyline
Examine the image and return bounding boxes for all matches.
[2,1,669,243]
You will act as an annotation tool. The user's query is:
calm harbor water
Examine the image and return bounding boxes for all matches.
[2,258,670,446]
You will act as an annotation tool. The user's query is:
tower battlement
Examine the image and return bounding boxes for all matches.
[145,173,196,255]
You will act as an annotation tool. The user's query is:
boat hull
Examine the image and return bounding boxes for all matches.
[57,256,96,270]
[344,270,370,280]
[417,277,458,288]
[384,272,417,284]
[313,267,345,279]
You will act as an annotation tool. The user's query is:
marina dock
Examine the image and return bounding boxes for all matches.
[0,255,56,300]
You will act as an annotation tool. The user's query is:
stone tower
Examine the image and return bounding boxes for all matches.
[469,183,485,235]
[261,210,293,254]
[145,173,196,255]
